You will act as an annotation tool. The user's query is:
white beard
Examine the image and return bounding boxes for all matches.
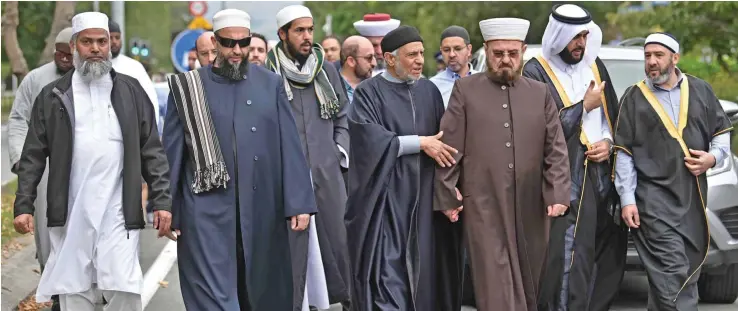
[73,50,114,82]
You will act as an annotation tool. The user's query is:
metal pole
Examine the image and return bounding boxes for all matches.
[93,0,100,12]
[112,1,126,52]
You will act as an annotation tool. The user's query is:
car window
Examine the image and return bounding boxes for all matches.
[600,59,645,99]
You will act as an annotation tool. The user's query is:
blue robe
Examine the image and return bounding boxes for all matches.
[164,64,317,311]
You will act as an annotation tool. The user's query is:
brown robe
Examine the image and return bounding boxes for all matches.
[434,73,571,311]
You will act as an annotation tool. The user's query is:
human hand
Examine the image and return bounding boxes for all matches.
[442,206,464,222]
[621,204,640,228]
[154,210,176,240]
[684,149,716,176]
[291,214,310,231]
[13,214,34,234]
[546,204,568,217]
[585,140,611,163]
[583,80,606,112]
[420,131,458,167]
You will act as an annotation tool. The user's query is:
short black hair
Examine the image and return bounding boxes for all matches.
[251,32,268,49]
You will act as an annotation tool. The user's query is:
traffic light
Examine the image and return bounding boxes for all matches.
[129,38,151,61]
[140,42,150,58]
[131,41,140,56]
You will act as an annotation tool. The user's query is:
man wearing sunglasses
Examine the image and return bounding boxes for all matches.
[7,26,74,311]
[163,8,317,311]
[266,4,352,311]
[338,35,376,104]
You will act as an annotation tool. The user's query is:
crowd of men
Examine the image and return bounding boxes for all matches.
[8,3,733,311]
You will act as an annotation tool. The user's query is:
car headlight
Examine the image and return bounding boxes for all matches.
[707,154,734,177]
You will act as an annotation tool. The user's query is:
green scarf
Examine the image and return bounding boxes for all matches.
[266,41,340,120]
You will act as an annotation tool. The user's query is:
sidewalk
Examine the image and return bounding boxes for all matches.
[1,235,42,311]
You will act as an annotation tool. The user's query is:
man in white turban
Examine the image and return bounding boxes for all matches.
[353,13,400,76]
[163,8,317,311]
[614,32,733,311]
[434,17,571,311]
[13,11,172,311]
[7,25,74,311]
[265,5,352,311]
[522,5,627,311]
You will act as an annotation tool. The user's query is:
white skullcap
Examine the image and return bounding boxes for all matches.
[72,12,109,35]
[276,5,312,29]
[354,13,401,37]
[645,33,680,54]
[479,18,530,42]
[55,27,74,43]
[213,9,251,31]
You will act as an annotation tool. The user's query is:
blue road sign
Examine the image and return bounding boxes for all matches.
[171,29,205,73]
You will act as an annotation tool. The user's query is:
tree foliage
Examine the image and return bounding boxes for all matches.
[306,1,621,75]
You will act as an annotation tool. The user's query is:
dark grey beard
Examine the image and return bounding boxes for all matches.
[212,54,249,81]
[73,50,113,81]
[647,65,672,85]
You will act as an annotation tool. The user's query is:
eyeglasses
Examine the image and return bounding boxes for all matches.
[216,35,251,48]
[353,54,375,62]
[491,50,521,60]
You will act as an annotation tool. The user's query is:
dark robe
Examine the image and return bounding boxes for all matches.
[164,65,317,311]
[614,75,733,310]
[270,60,352,305]
[345,75,464,311]
[523,56,628,311]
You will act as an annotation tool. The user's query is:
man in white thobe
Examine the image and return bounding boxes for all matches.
[7,26,74,311]
[13,12,172,311]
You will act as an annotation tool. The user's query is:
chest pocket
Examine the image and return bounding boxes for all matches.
[107,104,123,142]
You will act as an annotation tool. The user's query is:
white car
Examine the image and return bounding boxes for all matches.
[465,45,738,304]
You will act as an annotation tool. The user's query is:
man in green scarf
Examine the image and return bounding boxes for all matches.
[267,4,352,311]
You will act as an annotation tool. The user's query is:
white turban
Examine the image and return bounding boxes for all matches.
[645,33,680,54]
[479,18,530,42]
[213,9,251,31]
[71,12,109,35]
[276,5,312,29]
[541,4,603,66]
[353,13,400,37]
[55,27,74,44]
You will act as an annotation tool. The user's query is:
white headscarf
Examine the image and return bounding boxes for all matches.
[541,4,602,67]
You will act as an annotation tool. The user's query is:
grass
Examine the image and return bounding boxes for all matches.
[1,178,20,247]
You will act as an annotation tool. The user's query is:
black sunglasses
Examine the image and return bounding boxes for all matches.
[216,35,251,48]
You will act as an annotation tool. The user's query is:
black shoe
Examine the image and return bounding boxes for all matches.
[51,295,61,311]
[309,307,318,311]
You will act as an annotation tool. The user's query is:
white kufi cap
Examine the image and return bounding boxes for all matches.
[353,13,401,37]
[72,12,109,35]
[213,9,251,31]
[55,27,74,43]
[276,5,312,29]
[479,18,530,42]
[645,33,680,54]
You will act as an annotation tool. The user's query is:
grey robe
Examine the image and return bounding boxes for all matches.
[7,62,63,269]
[271,61,352,304]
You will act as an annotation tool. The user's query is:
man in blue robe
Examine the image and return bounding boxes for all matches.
[163,9,317,311]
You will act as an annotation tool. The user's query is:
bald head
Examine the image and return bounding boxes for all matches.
[341,35,376,81]
[195,31,216,66]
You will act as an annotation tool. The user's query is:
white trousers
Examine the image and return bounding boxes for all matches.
[59,286,142,311]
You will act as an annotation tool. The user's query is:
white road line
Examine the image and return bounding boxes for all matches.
[141,239,178,308]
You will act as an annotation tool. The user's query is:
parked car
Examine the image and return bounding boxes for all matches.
[463,45,738,304]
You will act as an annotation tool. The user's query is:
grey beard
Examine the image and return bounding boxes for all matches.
[647,65,672,85]
[212,54,249,81]
[73,50,113,81]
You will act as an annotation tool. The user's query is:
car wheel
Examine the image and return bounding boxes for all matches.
[698,263,738,303]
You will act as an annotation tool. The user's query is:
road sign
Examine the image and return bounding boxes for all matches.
[187,16,212,30]
[170,29,205,73]
[189,1,207,17]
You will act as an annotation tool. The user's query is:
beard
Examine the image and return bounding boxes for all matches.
[375,58,386,71]
[559,46,585,65]
[112,47,121,58]
[646,60,674,85]
[354,65,372,81]
[486,60,521,84]
[73,50,113,81]
[394,61,420,84]
[286,40,311,65]
[212,50,249,81]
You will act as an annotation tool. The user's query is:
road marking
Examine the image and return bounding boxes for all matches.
[141,239,178,308]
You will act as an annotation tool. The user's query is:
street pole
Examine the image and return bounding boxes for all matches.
[112,1,126,52]
[93,0,99,12]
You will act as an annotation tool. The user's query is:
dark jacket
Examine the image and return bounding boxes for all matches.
[14,69,171,230]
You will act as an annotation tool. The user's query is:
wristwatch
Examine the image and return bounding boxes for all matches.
[604,138,614,154]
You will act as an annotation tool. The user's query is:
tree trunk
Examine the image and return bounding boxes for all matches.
[1,1,29,81]
[37,1,77,66]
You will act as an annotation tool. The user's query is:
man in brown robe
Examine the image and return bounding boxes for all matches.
[434,17,572,311]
